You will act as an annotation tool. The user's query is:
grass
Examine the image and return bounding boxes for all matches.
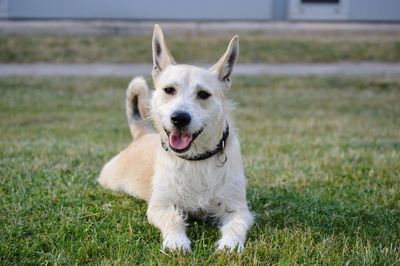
[1,75,399,264]
[1,35,400,63]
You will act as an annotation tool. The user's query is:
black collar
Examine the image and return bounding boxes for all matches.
[162,124,229,163]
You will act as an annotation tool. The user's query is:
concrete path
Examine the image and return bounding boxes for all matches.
[1,21,400,39]
[1,63,400,77]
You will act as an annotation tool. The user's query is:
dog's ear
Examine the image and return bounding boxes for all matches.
[210,35,239,88]
[152,24,176,81]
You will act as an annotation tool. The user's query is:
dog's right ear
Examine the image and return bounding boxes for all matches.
[152,24,176,81]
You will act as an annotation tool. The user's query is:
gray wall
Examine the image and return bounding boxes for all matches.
[2,0,400,21]
[272,0,289,20]
[288,0,400,21]
[348,0,400,21]
[288,0,348,21]
[5,0,273,20]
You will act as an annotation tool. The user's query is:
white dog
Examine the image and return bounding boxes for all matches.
[98,24,253,252]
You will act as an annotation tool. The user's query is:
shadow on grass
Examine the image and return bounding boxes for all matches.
[248,184,400,247]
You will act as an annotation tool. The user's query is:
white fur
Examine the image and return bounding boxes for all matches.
[148,129,253,252]
[98,24,253,253]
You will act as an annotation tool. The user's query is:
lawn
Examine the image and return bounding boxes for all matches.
[1,35,400,64]
[0,76,399,264]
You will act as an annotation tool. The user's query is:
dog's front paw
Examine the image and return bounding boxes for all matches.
[216,237,244,253]
[162,233,191,253]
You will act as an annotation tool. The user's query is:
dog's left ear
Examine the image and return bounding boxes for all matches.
[210,35,239,89]
[152,24,176,81]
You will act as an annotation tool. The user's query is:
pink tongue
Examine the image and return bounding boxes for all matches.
[169,131,193,150]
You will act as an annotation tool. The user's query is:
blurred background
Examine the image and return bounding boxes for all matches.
[0,0,400,66]
[1,1,400,265]
[0,0,399,66]
[1,0,399,22]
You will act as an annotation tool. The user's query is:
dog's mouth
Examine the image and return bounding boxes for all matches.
[165,128,203,153]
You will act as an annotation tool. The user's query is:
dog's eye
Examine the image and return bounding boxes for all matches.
[197,90,211,100]
[163,87,176,95]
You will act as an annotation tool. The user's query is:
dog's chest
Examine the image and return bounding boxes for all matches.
[160,159,226,212]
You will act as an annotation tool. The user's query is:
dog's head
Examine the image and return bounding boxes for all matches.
[150,24,238,157]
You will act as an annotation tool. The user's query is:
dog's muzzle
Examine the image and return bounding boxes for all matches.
[162,123,230,165]
[170,111,191,129]
[164,128,203,153]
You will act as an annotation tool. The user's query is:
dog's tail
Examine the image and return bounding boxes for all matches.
[126,77,153,139]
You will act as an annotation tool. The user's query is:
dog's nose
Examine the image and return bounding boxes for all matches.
[171,111,191,128]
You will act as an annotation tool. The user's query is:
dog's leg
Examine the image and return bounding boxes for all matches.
[147,200,191,252]
[216,207,254,252]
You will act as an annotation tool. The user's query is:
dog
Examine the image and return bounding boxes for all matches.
[98,24,253,252]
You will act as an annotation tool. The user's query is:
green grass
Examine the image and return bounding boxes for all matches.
[1,76,399,264]
[1,35,400,63]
